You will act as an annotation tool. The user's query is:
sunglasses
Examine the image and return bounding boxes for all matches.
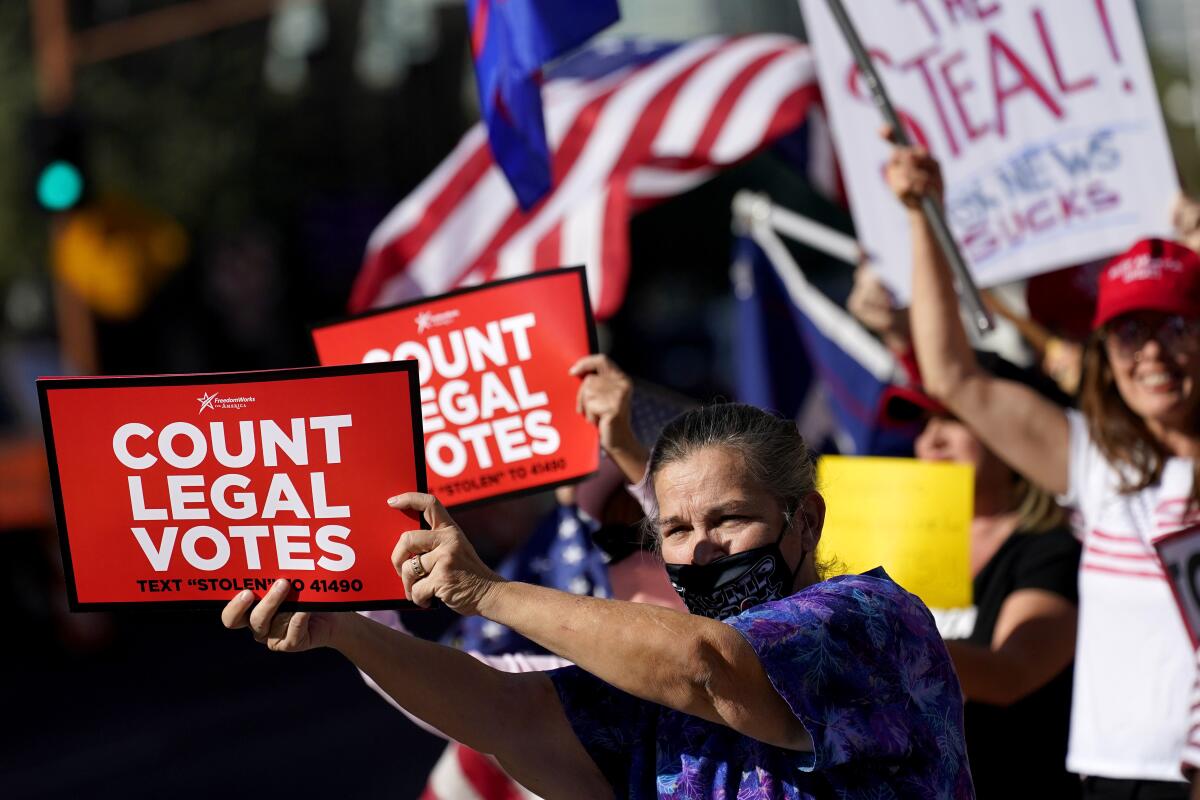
[1104,314,1200,356]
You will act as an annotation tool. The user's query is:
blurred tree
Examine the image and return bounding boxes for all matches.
[2,0,470,373]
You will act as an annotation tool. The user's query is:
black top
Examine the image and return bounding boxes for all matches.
[961,526,1082,800]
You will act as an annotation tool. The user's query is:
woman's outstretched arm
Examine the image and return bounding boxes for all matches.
[221,583,609,800]
[389,493,814,753]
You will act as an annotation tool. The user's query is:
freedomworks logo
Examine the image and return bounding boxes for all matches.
[197,391,256,413]
[415,308,460,333]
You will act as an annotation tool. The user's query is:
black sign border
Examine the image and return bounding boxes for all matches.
[309,265,601,510]
[38,360,429,613]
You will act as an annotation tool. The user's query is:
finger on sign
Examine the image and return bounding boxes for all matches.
[249,578,291,638]
[401,527,444,552]
[398,546,441,603]
[286,612,310,646]
[390,529,442,573]
[408,569,436,608]
[568,353,613,377]
[221,589,256,630]
[387,492,455,529]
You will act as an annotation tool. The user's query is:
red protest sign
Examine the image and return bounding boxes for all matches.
[311,267,600,507]
[38,363,426,611]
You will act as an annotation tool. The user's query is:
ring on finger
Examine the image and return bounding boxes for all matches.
[410,554,427,579]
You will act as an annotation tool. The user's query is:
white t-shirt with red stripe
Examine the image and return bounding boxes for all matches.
[1063,410,1198,781]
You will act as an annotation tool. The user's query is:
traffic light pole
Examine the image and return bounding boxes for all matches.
[27,0,283,375]
[30,0,98,375]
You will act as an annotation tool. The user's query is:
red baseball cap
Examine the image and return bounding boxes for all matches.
[1092,238,1200,331]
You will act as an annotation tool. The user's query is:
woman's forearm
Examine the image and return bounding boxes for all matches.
[478,581,768,730]
[907,209,981,402]
[944,639,1032,706]
[334,613,609,799]
[334,614,538,754]
[354,610,571,740]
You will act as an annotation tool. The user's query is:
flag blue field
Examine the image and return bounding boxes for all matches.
[732,233,921,456]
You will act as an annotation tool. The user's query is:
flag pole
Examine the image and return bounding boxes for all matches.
[1187,0,1200,156]
[733,191,860,265]
[820,0,994,333]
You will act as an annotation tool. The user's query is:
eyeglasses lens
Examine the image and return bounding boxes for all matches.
[1109,316,1200,354]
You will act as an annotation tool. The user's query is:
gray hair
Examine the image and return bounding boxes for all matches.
[646,403,816,533]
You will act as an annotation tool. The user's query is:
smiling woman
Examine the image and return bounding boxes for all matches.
[888,140,1200,798]
[221,382,974,798]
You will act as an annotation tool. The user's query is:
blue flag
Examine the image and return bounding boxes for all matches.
[467,0,620,210]
[732,234,815,424]
[732,234,920,457]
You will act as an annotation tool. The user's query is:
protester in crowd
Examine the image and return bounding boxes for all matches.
[851,270,1083,796]
[885,132,1197,799]
[222,395,974,798]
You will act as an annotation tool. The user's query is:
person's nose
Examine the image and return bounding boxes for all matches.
[918,419,946,452]
[689,532,728,566]
[1137,335,1165,362]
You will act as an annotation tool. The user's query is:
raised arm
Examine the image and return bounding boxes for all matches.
[222,585,608,799]
[570,354,648,484]
[391,492,814,753]
[886,138,1070,495]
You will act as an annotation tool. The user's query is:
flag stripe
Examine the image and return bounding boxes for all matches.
[478,38,730,287]
[710,53,819,163]
[691,50,788,160]
[651,36,794,158]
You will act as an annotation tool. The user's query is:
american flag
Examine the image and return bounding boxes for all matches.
[350,34,824,319]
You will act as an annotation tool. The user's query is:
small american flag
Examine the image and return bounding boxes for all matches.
[350,35,823,320]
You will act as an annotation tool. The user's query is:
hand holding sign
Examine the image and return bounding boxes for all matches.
[221,578,339,653]
[570,354,648,483]
[388,492,503,614]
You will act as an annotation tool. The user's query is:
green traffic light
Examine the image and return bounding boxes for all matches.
[37,159,84,211]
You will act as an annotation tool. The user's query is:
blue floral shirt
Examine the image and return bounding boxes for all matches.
[549,568,973,799]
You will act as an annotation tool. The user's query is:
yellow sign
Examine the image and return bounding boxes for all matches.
[817,456,972,609]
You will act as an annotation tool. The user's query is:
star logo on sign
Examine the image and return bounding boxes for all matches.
[197,392,218,413]
[415,311,435,333]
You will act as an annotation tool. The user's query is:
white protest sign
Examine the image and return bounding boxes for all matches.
[800,0,1178,300]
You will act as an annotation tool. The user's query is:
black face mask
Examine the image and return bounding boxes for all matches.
[663,521,803,620]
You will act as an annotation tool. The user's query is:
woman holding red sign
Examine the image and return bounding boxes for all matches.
[885,137,1200,799]
[224,394,973,798]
